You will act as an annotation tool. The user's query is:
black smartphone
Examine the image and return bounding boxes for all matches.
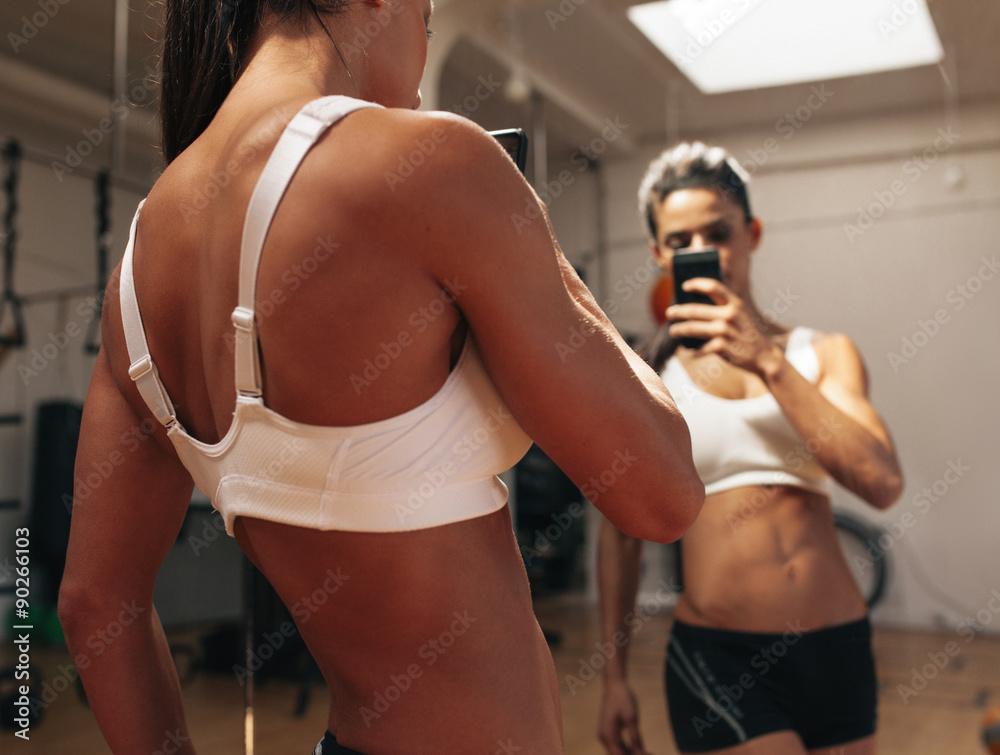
[489,128,528,174]
[672,248,721,349]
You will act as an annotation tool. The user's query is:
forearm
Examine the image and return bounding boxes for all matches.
[557,255,704,537]
[760,352,902,507]
[598,518,644,682]
[65,604,195,754]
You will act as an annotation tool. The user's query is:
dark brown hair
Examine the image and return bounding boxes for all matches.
[159,0,351,164]
[637,141,753,246]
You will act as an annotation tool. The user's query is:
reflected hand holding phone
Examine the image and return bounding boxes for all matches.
[672,247,722,349]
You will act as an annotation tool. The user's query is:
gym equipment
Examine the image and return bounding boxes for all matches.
[84,170,111,354]
[28,401,83,607]
[650,271,673,324]
[983,704,1000,754]
[1,140,24,348]
[833,510,889,609]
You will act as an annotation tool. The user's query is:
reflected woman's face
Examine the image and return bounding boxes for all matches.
[649,187,761,296]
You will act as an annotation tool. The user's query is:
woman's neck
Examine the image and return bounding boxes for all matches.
[237,13,362,101]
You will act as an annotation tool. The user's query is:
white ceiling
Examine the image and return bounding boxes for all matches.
[1,0,997,186]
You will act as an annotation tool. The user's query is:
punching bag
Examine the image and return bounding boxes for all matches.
[28,400,83,607]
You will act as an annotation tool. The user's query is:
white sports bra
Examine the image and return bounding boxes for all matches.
[119,96,532,535]
[660,327,833,497]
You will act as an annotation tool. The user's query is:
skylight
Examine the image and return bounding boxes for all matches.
[627,0,944,94]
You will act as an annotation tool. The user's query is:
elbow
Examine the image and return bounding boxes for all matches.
[57,578,104,652]
[659,473,705,543]
[57,580,88,647]
[869,471,904,510]
[619,473,705,544]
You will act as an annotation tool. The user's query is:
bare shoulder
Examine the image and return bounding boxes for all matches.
[326,107,524,209]
[320,106,545,274]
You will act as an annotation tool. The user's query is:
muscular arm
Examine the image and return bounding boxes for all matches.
[58,344,197,754]
[761,332,903,508]
[381,112,703,543]
[597,517,648,754]
[671,279,903,509]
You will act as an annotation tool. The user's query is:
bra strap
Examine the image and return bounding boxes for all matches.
[785,327,820,383]
[119,199,180,429]
[233,96,382,398]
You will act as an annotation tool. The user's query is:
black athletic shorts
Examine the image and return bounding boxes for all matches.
[313,732,364,755]
[664,617,877,752]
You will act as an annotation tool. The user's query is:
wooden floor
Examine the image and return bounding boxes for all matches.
[9,593,1000,754]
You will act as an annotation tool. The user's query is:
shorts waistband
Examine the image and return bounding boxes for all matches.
[670,616,870,645]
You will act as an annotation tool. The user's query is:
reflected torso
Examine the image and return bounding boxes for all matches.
[669,346,868,634]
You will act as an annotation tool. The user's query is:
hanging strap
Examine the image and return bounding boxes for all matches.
[233,96,381,398]
[1,140,25,347]
[85,170,112,354]
[119,199,180,429]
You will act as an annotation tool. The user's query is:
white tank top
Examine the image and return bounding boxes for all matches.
[119,96,532,534]
[660,327,833,497]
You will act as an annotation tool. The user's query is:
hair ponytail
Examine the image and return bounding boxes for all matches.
[159,1,352,165]
[159,0,255,164]
[638,323,678,374]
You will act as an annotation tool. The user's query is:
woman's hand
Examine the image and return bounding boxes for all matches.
[598,679,651,755]
[666,277,782,377]
[668,277,903,508]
